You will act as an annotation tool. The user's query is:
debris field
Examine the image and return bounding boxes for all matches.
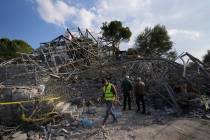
[0,28,210,140]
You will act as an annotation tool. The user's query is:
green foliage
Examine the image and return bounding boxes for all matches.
[187,62,197,70]
[127,48,138,55]
[203,50,210,66]
[164,50,178,61]
[0,38,18,59]
[13,40,33,53]
[135,24,173,57]
[101,20,132,49]
[0,38,32,60]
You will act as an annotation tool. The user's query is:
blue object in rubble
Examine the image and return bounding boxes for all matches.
[80,119,94,128]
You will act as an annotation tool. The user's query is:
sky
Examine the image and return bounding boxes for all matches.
[0,0,210,60]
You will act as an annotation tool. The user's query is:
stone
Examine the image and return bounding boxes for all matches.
[11,131,27,140]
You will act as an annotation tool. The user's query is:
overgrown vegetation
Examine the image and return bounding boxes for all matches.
[0,38,33,60]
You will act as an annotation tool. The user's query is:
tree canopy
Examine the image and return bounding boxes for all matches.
[13,39,33,54]
[127,48,138,55]
[0,38,33,60]
[101,20,132,53]
[135,24,173,57]
[164,50,178,61]
[203,50,210,66]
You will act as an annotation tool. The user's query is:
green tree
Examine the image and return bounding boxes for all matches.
[164,50,178,61]
[135,24,173,57]
[0,38,18,59]
[203,50,210,66]
[187,62,197,70]
[127,48,138,55]
[0,38,33,60]
[13,39,33,53]
[101,20,132,55]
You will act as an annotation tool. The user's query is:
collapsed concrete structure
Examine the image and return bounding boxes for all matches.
[0,28,210,139]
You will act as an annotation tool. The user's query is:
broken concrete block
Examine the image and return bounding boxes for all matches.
[63,111,73,120]
[69,105,77,112]
[86,106,97,114]
[70,120,80,127]
[55,102,73,114]
[11,131,27,140]
[72,112,80,119]
[77,107,84,116]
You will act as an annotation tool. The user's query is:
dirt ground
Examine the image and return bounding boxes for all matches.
[69,105,210,140]
[9,105,210,140]
[97,118,210,140]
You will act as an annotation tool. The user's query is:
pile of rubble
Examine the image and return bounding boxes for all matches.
[0,28,210,139]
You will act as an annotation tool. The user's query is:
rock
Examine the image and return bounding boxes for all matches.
[203,114,210,120]
[11,131,27,140]
[57,128,69,137]
[70,120,80,127]
[164,107,175,115]
[61,120,70,127]
[55,136,65,140]
[86,100,94,106]
[86,107,97,114]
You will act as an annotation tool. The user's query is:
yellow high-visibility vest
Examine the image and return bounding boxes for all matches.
[103,83,115,101]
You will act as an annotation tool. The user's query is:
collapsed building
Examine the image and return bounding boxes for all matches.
[0,28,210,139]
[0,28,115,125]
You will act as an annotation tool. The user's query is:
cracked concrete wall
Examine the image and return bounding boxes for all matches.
[0,64,40,86]
[0,86,43,124]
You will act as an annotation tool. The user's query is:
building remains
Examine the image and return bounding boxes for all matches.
[0,28,210,139]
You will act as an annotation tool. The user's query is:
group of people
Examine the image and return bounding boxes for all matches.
[121,76,146,113]
[99,76,146,128]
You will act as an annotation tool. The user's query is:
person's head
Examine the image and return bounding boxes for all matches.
[136,77,142,82]
[102,78,108,85]
[125,75,129,80]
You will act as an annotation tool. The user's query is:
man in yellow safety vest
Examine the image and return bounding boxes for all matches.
[99,78,118,128]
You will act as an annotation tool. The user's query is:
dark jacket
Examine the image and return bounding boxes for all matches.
[134,81,145,96]
[121,79,133,93]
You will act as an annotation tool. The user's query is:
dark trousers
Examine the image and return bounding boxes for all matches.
[103,101,117,125]
[123,92,131,110]
[136,95,146,113]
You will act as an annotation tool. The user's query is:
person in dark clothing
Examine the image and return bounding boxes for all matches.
[134,77,146,113]
[121,76,133,110]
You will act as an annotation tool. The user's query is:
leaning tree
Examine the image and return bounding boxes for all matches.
[101,20,132,56]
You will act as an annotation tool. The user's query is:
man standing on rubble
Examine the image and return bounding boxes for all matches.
[134,77,146,114]
[99,78,118,128]
[121,75,133,111]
